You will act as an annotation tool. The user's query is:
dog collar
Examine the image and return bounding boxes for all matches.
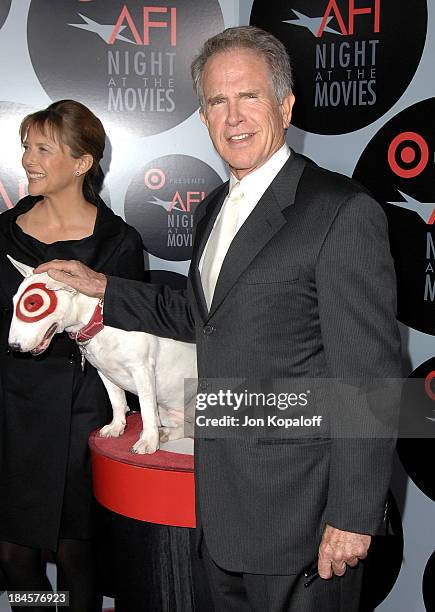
[68,299,104,344]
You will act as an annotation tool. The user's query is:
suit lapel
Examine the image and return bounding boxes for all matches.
[207,152,307,319]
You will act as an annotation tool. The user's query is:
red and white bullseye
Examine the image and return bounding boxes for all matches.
[16,283,57,323]
[144,168,166,190]
[387,131,429,179]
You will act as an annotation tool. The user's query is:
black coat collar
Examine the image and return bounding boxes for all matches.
[0,194,126,269]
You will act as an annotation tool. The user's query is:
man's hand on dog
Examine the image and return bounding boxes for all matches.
[34,260,107,299]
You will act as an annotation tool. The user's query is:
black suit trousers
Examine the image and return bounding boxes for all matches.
[201,539,363,612]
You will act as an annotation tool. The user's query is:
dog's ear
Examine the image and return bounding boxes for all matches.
[44,279,77,295]
[7,255,34,278]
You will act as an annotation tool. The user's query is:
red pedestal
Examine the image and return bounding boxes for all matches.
[89,413,195,528]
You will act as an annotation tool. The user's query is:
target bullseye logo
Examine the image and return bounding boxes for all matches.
[144,168,166,190]
[388,131,429,179]
[16,283,57,323]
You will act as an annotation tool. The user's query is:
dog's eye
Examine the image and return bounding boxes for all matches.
[23,294,44,312]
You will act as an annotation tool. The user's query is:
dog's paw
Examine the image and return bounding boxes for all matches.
[131,435,159,454]
[159,427,171,443]
[99,421,126,438]
[159,425,184,443]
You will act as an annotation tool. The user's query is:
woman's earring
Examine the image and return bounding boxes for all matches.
[75,171,81,176]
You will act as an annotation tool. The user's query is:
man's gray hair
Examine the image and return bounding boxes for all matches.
[191,26,293,111]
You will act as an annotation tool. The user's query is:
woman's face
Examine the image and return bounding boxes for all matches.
[22,125,79,198]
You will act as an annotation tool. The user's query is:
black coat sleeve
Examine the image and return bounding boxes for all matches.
[104,276,195,343]
[316,193,402,535]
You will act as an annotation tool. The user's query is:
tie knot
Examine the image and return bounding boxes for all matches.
[227,182,244,204]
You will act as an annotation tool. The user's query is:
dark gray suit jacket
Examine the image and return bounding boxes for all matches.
[104,151,402,574]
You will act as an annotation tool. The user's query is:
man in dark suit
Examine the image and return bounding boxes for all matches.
[37,26,401,612]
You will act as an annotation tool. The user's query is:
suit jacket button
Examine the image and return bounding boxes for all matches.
[203,325,215,335]
[69,353,76,364]
[199,379,208,391]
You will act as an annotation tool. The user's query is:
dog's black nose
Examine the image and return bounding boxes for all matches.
[8,342,22,352]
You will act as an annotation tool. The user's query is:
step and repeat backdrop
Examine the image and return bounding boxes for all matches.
[243,1,434,611]
[0,1,434,611]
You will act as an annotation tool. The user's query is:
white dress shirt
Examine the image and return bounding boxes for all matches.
[199,143,291,273]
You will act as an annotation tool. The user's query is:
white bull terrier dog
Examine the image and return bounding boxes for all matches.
[7,255,197,454]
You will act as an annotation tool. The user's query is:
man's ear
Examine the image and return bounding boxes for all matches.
[281,93,296,130]
[7,255,34,278]
[45,279,77,295]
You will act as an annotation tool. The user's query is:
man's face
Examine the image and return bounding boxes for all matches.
[200,49,295,180]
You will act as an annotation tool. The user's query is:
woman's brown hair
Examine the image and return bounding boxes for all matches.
[20,100,106,202]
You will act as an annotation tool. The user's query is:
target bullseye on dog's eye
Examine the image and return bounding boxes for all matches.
[16,283,58,322]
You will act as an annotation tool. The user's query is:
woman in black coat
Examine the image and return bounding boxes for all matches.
[0,100,144,611]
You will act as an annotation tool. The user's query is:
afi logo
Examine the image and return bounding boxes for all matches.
[169,191,205,213]
[148,191,205,213]
[110,5,177,46]
[318,0,380,36]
